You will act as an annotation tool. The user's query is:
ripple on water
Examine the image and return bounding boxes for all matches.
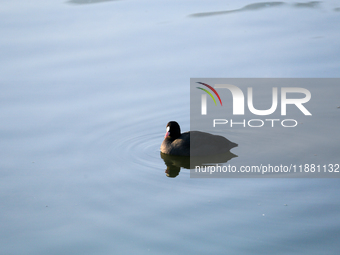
[114,130,163,170]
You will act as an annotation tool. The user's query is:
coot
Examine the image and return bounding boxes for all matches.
[160,121,237,156]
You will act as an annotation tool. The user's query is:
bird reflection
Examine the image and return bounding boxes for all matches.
[160,151,237,178]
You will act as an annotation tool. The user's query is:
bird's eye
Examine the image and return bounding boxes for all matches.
[166,126,170,132]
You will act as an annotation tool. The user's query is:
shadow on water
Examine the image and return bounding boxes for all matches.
[66,0,119,5]
[189,1,321,18]
[293,1,320,8]
[189,2,286,18]
[160,151,237,178]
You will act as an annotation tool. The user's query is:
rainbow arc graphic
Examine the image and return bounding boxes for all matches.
[196,82,222,106]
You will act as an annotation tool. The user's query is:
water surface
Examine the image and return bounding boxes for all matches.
[1,0,340,254]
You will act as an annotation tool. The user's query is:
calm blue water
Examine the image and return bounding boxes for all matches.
[1,1,340,254]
